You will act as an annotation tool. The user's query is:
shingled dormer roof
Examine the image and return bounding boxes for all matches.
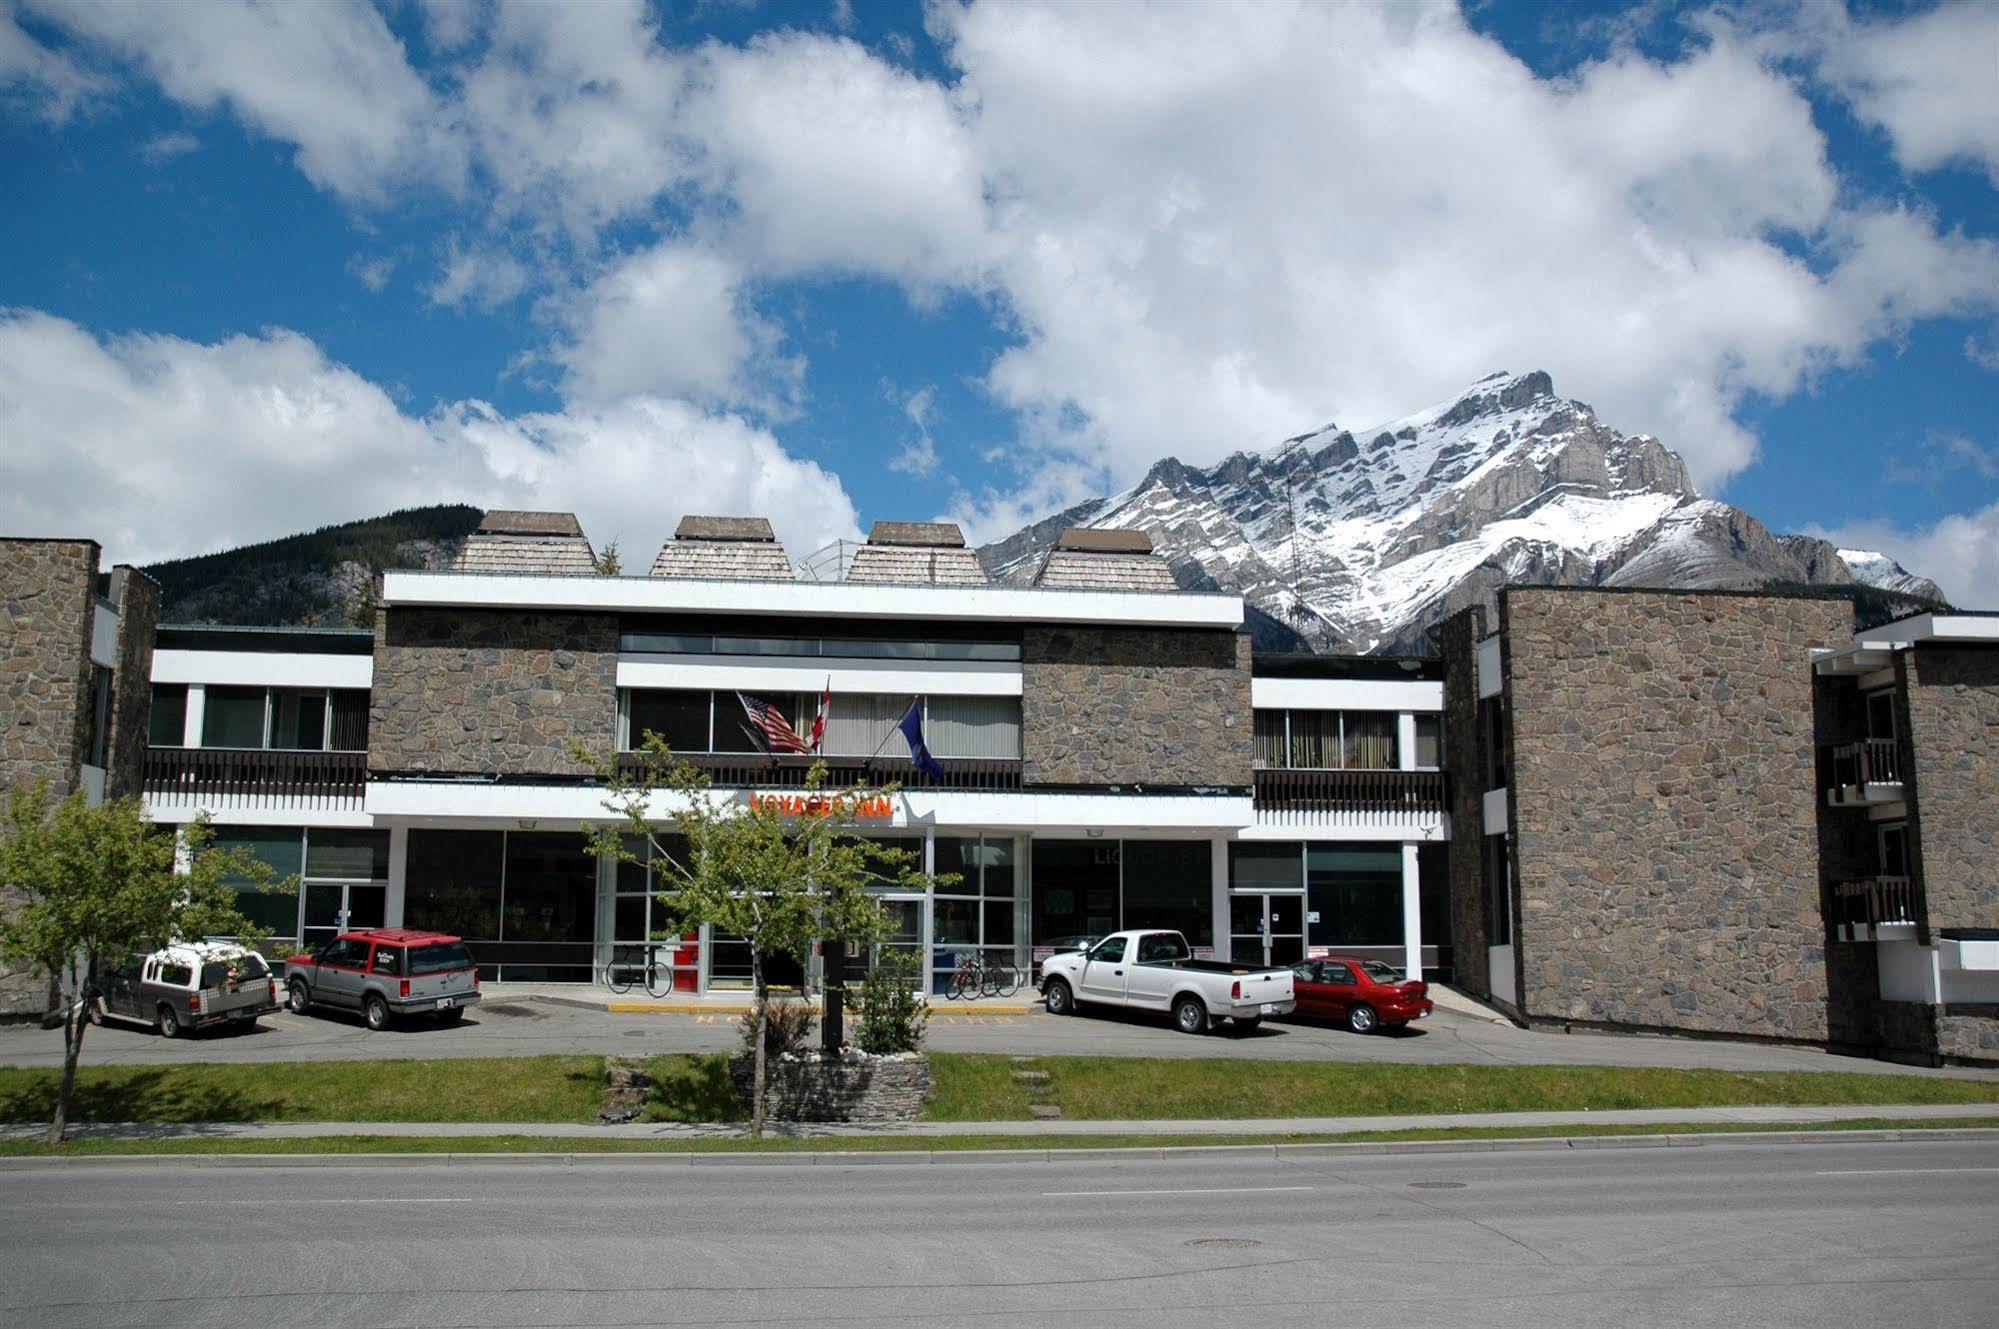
[452,510,599,575]
[845,521,988,586]
[651,515,794,581]
[1031,527,1177,592]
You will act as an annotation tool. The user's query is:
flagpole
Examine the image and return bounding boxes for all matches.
[862,696,918,767]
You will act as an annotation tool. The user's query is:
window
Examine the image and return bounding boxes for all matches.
[149,684,188,747]
[369,946,404,976]
[158,962,193,987]
[1306,845,1403,947]
[271,690,326,750]
[305,829,387,881]
[932,835,1021,991]
[1879,823,1910,878]
[328,691,369,751]
[319,940,365,968]
[210,826,305,936]
[1323,963,1356,985]
[409,943,474,976]
[619,628,1019,661]
[926,697,1021,760]
[405,830,504,940]
[202,686,267,748]
[1089,937,1129,963]
[1480,699,1508,790]
[1865,690,1897,742]
[1137,933,1190,963]
[1230,842,1302,891]
[1121,841,1213,945]
[1486,835,1512,947]
[822,694,907,757]
[1413,715,1443,769]
[78,666,113,768]
[622,690,1021,760]
[627,690,711,753]
[1253,710,1403,770]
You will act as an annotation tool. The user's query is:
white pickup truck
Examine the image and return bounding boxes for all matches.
[1038,930,1296,1034]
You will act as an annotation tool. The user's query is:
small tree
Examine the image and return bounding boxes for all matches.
[596,538,624,576]
[582,736,936,1137]
[0,784,284,1143]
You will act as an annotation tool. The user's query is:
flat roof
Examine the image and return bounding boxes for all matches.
[379,570,1244,629]
[157,624,376,655]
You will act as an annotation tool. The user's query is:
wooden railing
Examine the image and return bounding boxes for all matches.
[1834,876,1918,929]
[1825,738,1902,787]
[617,752,1023,792]
[142,747,367,807]
[1253,767,1446,814]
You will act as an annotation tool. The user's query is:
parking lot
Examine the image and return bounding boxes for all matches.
[3,993,1994,1079]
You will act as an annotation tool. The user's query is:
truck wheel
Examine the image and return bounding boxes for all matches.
[155,1004,182,1039]
[287,980,311,1014]
[1347,1003,1379,1034]
[364,994,391,1031]
[1044,978,1075,1016]
[1173,996,1209,1035]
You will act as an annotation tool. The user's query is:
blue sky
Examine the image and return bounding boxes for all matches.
[1,0,1995,601]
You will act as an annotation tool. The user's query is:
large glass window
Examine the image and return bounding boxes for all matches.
[1418,843,1450,967]
[148,684,187,747]
[1122,841,1214,945]
[926,697,1021,759]
[622,690,1021,760]
[1486,835,1512,946]
[1229,842,1302,892]
[270,690,326,751]
[1031,839,1121,943]
[1306,845,1403,947]
[1253,710,1286,768]
[328,691,369,750]
[932,835,1021,993]
[1414,715,1443,770]
[202,685,266,748]
[305,829,388,881]
[627,689,711,753]
[405,830,504,941]
[501,833,596,965]
[1255,709,1404,770]
[821,695,907,757]
[620,629,1019,661]
[210,825,304,937]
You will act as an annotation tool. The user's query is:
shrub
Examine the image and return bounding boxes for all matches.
[738,998,815,1058]
[852,949,928,1055]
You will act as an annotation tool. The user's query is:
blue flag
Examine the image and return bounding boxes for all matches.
[897,702,947,782]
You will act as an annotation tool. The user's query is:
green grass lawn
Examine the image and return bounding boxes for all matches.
[2,1053,1992,1129]
[0,1057,607,1125]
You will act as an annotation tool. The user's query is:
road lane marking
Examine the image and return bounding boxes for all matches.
[1040,1185,1315,1197]
[1815,1167,1999,1177]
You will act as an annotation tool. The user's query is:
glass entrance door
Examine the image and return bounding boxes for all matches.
[1230,893,1306,967]
[303,882,386,950]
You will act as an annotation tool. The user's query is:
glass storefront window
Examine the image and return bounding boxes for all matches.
[1121,841,1214,945]
[304,829,387,880]
[210,825,303,937]
[1030,839,1121,943]
[405,830,504,941]
[1306,845,1403,946]
[1229,842,1302,891]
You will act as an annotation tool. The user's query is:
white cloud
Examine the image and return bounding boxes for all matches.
[26,0,455,199]
[1819,504,1999,610]
[553,241,799,412]
[888,384,939,477]
[0,309,861,567]
[347,253,397,293]
[1,3,110,120]
[135,129,197,164]
[423,236,527,311]
[1813,1,1999,184]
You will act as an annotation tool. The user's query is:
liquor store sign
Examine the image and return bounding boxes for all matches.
[750,793,894,820]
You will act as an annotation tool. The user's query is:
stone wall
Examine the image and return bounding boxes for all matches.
[1502,589,1848,1041]
[727,1052,932,1123]
[1904,645,1999,933]
[1438,606,1493,997]
[1020,626,1251,787]
[1937,1007,1999,1064]
[368,607,618,777]
[103,566,158,799]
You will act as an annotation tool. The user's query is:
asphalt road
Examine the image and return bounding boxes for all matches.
[4,997,1995,1079]
[3,1137,1995,1327]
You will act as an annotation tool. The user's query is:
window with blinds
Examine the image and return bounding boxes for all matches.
[623,690,1020,759]
[1252,709,1407,770]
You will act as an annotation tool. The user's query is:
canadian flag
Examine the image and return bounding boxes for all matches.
[810,676,830,753]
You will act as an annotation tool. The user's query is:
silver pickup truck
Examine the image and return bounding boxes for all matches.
[1038,929,1296,1034]
[90,942,279,1038]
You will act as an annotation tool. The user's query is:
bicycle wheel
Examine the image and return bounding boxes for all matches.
[947,966,974,1001]
[980,962,1002,999]
[605,949,637,994]
[991,961,1020,997]
[647,955,677,998]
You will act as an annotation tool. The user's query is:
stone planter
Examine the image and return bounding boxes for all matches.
[727,1050,932,1123]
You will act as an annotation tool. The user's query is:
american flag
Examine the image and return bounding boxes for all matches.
[738,693,811,754]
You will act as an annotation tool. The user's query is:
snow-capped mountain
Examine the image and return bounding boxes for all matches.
[976,371,1943,653]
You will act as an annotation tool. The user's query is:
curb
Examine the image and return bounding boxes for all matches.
[4,1125,1994,1169]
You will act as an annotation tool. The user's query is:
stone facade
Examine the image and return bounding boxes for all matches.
[1937,1007,1999,1063]
[103,567,158,799]
[368,607,618,777]
[727,1052,932,1123]
[1,538,97,797]
[1903,645,1999,933]
[1500,589,1850,1041]
[1020,626,1251,787]
[1438,606,1493,996]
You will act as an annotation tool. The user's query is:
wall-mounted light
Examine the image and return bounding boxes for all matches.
[517,819,538,831]
[1085,828,1104,839]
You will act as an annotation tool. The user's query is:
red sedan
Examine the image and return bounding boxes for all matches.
[1291,957,1432,1033]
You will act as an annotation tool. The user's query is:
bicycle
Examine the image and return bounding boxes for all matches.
[945,952,1020,1000]
[606,943,679,998]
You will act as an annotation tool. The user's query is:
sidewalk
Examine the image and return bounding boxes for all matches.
[7,1100,1997,1143]
[488,982,1042,1017]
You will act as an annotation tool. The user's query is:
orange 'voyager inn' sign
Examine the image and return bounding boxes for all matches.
[750,792,894,820]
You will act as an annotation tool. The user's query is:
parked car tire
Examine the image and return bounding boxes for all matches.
[155,1004,181,1039]
[364,994,391,1031]
[1173,995,1209,1035]
[1347,1003,1378,1034]
[287,980,311,1014]
[1043,978,1075,1016]
[1234,1017,1263,1033]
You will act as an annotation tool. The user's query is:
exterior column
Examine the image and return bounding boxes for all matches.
[183,684,205,748]
[384,826,408,929]
[1401,842,1422,979]
[1397,712,1418,771]
[1210,834,1231,962]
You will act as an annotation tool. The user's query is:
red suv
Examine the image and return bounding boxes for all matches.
[1291,957,1432,1033]
[284,929,481,1030]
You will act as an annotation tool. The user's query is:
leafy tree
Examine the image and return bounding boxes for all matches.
[581,736,939,1137]
[0,784,285,1143]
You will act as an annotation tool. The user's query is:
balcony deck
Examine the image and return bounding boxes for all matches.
[615,752,1024,792]
[1833,875,1920,939]
[1252,767,1446,816]
[1822,738,1906,807]
[142,747,367,812]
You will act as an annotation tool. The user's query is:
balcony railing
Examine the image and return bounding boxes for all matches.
[616,752,1023,792]
[1253,767,1446,815]
[1834,876,1919,930]
[142,747,367,808]
[1825,738,1902,788]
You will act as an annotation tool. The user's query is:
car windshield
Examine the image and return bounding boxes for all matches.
[200,954,269,987]
[408,943,474,976]
[1359,961,1405,983]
